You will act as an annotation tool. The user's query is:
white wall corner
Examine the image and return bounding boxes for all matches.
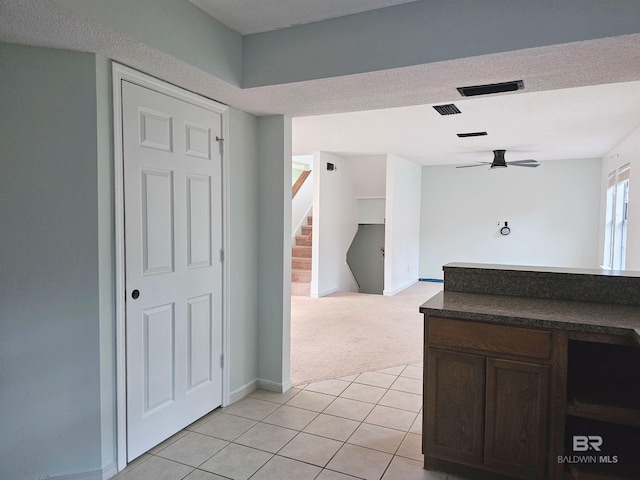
[314,152,359,296]
[384,154,422,294]
[316,287,340,297]
[310,152,321,298]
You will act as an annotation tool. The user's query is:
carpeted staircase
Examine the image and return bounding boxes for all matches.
[291,215,312,296]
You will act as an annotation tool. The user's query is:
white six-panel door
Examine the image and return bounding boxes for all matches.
[122,80,223,460]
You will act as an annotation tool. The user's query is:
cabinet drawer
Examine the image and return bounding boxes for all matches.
[428,317,551,360]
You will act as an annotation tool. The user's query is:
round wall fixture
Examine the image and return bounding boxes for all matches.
[500,221,511,236]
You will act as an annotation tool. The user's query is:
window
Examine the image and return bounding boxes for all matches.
[603,164,630,270]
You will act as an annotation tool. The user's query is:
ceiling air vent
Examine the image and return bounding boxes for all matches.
[457,131,488,138]
[433,104,461,115]
[457,80,524,97]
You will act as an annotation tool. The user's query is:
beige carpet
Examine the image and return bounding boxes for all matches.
[290,281,443,385]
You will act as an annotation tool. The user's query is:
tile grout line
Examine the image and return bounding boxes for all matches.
[241,367,406,478]
[117,363,427,480]
[245,367,417,478]
[309,366,415,479]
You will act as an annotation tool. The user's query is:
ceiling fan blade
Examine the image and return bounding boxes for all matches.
[456,162,492,168]
[507,159,539,165]
[509,163,540,167]
[456,151,540,170]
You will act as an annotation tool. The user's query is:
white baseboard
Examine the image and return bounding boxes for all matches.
[224,376,294,404]
[312,287,338,298]
[383,279,418,296]
[102,462,118,480]
[229,378,258,404]
[257,377,293,393]
[45,462,118,480]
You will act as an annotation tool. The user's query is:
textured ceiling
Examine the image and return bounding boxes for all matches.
[1,0,639,165]
[187,0,419,34]
[293,81,640,166]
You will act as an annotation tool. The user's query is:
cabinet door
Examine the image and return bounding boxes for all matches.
[426,349,485,465]
[485,359,549,480]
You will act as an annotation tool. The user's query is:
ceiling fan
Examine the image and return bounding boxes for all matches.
[456,149,540,169]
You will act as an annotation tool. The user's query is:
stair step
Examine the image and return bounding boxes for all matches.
[292,257,311,269]
[291,216,312,297]
[292,245,312,258]
[291,282,311,296]
[291,269,311,282]
[295,235,312,246]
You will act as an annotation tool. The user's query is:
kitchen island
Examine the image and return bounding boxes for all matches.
[420,263,640,480]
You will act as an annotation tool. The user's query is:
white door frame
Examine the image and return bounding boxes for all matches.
[112,63,230,471]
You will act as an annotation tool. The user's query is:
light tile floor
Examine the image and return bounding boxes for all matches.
[112,363,465,480]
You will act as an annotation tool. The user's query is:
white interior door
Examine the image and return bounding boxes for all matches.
[122,80,223,460]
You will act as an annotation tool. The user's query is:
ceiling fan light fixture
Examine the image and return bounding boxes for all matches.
[457,80,524,97]
[491,149,508,168]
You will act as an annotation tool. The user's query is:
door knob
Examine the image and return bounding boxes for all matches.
[131,289,140,299]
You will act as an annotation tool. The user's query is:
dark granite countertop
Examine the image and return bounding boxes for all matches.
[442,262,640,306]
[421,291,640,343]
[443,262,640,278]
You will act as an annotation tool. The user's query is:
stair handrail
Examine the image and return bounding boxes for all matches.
[292,169,311,198]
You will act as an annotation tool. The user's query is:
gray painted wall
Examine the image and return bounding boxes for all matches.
[0,42,270,479]
[228,108,260,393]
[347,225,386,295]
[257,115,292,390]
[58,0,243,86]
[59,0,640,89]
[0,43,106,479]
[243,0,640,87]
[4,2,631,477]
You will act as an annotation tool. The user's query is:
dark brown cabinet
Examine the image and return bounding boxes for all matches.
[484,359,549,479]
[421,263,640,480]
[424,317,551,480]
[426,349,485,465]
